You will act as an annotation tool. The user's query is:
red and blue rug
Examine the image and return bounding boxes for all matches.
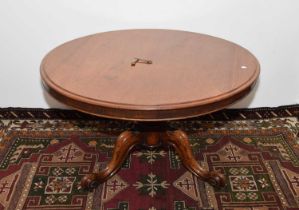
[0,105,299,210]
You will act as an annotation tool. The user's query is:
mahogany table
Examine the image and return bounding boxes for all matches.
[40,29,260,189]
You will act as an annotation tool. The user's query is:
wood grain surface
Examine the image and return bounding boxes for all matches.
[41,29,260,121]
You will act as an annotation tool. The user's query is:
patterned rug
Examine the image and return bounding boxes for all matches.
[0,106,299,210]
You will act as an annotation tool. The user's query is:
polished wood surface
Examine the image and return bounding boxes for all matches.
[41,30,259,190]
[41,29,260,121]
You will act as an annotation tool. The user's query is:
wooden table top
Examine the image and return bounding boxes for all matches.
[41,29,260,121]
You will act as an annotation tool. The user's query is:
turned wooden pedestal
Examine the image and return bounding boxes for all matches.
[40,29,260,191]
[80,122,225,189]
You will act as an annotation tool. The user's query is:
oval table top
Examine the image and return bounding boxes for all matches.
[41,29,260,121]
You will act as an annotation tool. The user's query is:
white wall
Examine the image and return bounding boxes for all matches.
[0,0,298,109]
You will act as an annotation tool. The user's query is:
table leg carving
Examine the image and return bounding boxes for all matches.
[81,130,140,190]
[165,130,225,188]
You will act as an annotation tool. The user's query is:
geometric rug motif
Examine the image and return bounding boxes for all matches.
[0,105,298,210]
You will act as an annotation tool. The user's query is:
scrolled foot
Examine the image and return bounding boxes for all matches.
[165,129,226,188]
[80,130,141,190]
[81,173,100,190]
[205,171,225,188]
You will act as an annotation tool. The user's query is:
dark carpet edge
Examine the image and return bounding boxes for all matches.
[0,104,298,121]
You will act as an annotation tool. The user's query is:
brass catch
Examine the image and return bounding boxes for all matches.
[131,58,152,66]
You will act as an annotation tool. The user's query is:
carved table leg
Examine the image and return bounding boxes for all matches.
[81,130,140,190]
[165,130,225,188]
